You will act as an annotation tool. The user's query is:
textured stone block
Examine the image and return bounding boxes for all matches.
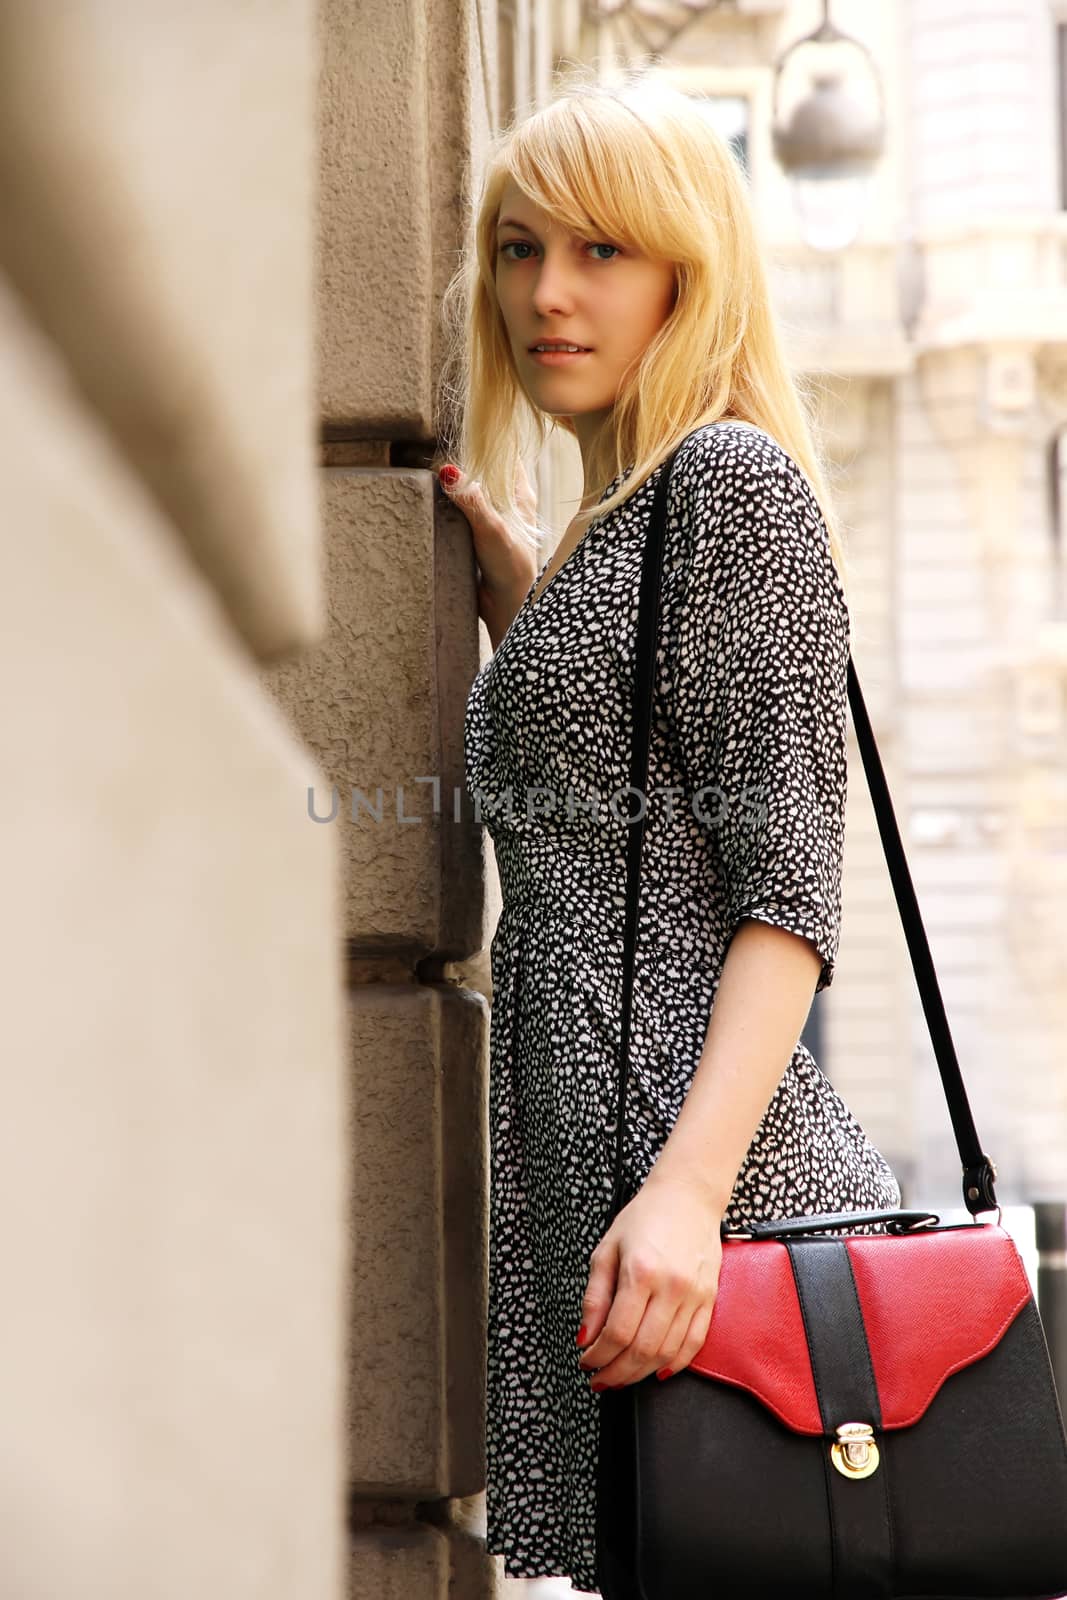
[262,467,484,959]
[347,983,488,1496]
[349,1526,447,1600]
[439,985,492,1495]
[318,0,488,433]
[445,1505,498,1599]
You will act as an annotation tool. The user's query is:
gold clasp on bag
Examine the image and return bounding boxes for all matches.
[830,1422,880,1479]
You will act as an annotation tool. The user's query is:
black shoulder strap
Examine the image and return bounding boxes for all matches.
[610,446,999,1225]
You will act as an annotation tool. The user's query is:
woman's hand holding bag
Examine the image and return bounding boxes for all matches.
[576,1172,723,1389]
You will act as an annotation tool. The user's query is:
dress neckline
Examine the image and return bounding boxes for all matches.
[519,462,635,617]
[517,423,748,616]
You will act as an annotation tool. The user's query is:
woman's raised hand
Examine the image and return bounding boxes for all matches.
[439,459,540,650]
[576,1173,723,1390]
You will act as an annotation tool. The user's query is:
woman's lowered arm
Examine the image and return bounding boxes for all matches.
[644,917,824,1213]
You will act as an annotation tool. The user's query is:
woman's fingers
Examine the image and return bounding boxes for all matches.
[440,472,511,566]
[441,470,495,529]
[649,1297,701,1378]
[577,1184,725,1392]
[576,1234,620,1357]
[578,1249,666,1384]
[588,1289,700,1389]
[656,1297,716,1381]
[439,461,536,531]
[439,464,539,640]
[583,1280,655,1388]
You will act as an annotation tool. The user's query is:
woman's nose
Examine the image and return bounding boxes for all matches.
[530,260,578,309]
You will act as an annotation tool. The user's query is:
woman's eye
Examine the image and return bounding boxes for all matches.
[498,241,620,262]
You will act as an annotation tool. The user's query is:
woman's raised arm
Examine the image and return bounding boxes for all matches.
[440,461,540,650]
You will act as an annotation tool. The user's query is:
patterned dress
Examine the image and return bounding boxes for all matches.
[462,419,902,1593]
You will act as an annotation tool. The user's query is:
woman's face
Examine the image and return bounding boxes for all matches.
[493,182,677,451]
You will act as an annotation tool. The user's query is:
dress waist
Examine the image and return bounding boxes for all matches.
[492,831,625,942]
[490,830,717,966]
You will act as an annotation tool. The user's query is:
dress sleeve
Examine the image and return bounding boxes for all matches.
[665,425,851,994]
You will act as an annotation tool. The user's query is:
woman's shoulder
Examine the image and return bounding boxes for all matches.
[667,418,829,559]
[661,419,848,629]
[672,418,806,498]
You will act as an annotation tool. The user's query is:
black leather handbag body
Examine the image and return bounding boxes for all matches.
[593,440,1067,1600]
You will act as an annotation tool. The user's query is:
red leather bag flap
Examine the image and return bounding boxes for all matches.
[687,1225,1032,1434]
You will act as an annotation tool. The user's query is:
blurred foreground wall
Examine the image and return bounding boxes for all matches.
[0,6,348,1598]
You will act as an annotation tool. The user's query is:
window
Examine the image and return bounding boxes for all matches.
[686,92,751,180]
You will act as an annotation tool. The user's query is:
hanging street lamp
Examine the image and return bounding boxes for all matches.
[771,0,886,252]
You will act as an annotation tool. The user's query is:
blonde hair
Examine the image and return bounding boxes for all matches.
[436,66,849,591]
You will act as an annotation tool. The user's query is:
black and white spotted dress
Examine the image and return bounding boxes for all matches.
[462,419,902,1594]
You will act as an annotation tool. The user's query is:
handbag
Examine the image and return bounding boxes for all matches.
[593,439,1067,1599]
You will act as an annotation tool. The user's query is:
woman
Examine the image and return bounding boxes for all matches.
[436,70,902,1597]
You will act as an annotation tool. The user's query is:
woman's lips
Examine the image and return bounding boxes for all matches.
[528,347,593,365]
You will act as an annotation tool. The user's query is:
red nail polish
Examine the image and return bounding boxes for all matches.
[576,1324,587,1347]
[656,1367,672,1381]
[439,464,461,489]
[591,1381,607,1392]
